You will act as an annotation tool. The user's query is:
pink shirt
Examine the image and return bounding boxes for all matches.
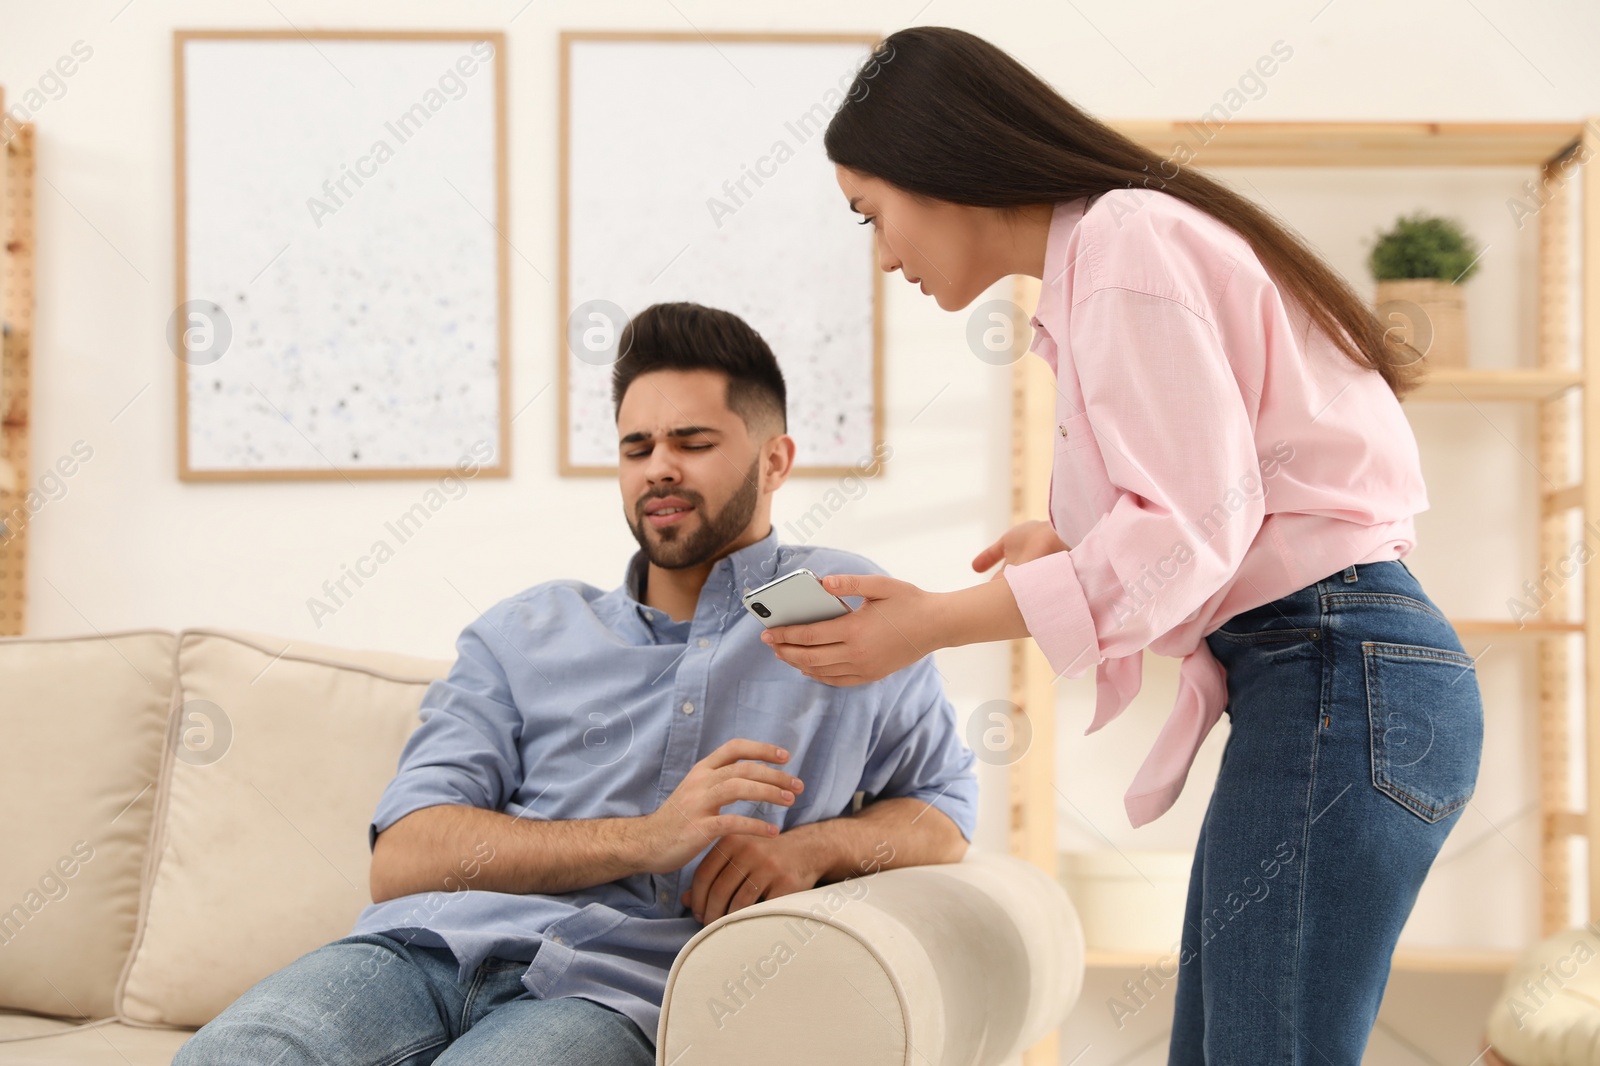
[1002,189,1428,829]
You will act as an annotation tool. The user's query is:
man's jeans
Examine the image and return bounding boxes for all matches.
[1168,559,1484,1064]
[172,932,656,1065]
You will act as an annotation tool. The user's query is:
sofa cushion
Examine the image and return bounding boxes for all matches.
[0,1015,193,1065]
[0,632,175,1019]
[117,629,450,1028]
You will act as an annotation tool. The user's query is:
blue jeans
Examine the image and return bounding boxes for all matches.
[1168,559,1483,1064]
[172,932,655,1065]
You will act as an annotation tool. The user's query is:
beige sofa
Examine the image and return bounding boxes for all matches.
[0,628,1085,1065]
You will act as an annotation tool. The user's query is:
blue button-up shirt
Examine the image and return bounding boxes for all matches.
[349,528,979,1041]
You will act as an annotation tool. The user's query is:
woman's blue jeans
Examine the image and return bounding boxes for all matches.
[1168,559,1484,1064]
[171,932,655,1065]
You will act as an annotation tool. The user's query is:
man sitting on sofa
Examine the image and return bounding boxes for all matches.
[174,301,978,1065]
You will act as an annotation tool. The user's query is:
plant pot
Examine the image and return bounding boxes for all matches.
[1059,849,1192,954]
[1374,278,1469,369]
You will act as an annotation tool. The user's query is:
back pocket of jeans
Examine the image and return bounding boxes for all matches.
[1211,624,1321,645]
[1362,642,1484,823]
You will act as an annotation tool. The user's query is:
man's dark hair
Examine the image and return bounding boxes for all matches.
[610,302,787,433]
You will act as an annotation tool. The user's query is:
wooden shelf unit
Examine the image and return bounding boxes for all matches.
[1008,120,1598,1048]
[1082,946,1520,976]
[1115,119,1587,169]
[0,86,34,638]
[1406,366,1584,402]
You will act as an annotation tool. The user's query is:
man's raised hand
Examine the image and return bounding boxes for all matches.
[631,739,804,876]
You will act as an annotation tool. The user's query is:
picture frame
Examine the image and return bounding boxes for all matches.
[173,29,510,481]
[559,31,885,476]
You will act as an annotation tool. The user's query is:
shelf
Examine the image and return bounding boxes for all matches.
[1545,484,1584,514]
[1084,946,1518,974]
[1390,948,1520,974]
[1113,120,1585,168]
[1451,618,1584,640]
[1404,367,1583,403]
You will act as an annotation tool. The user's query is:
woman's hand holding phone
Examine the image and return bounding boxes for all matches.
[759,572,935,686]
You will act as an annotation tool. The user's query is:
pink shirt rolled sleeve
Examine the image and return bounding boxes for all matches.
[1003,189,1429,828]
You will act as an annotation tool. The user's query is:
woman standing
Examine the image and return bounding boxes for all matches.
[761,26,1484,1064]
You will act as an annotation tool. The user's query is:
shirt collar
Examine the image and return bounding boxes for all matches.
[620,526,790,633]
[1028,194,1096,372]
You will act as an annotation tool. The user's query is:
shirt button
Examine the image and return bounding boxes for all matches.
[697,638,710,649]
[682,701,695,715]
[1058,422,1069,437]
[549,935,564,946]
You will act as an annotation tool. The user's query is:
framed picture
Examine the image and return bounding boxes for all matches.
[174,30,509,481]
[559,31,884,476]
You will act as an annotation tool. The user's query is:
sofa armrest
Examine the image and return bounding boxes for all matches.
[656,851,1085,1065]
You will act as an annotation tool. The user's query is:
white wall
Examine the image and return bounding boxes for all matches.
[5,0,1599,1061]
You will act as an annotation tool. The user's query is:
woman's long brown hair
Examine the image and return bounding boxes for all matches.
[823,27,1424,397]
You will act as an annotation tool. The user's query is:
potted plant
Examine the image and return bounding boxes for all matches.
[1368,212,1481,369]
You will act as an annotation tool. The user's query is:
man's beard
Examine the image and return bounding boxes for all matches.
[628,458,761,570]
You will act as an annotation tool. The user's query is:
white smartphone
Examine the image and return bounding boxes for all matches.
[741,568,853,628]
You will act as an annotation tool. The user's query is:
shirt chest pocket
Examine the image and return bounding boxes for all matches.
[1054,409,1097,453]
[732,680,849,824]
[1048,410,1110,536]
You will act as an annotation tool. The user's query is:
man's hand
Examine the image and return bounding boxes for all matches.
[679,796,969,925]
[971,520,1069,579]
[631,739,804,876]
[682,826,827,924]
[371,741,799,901]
